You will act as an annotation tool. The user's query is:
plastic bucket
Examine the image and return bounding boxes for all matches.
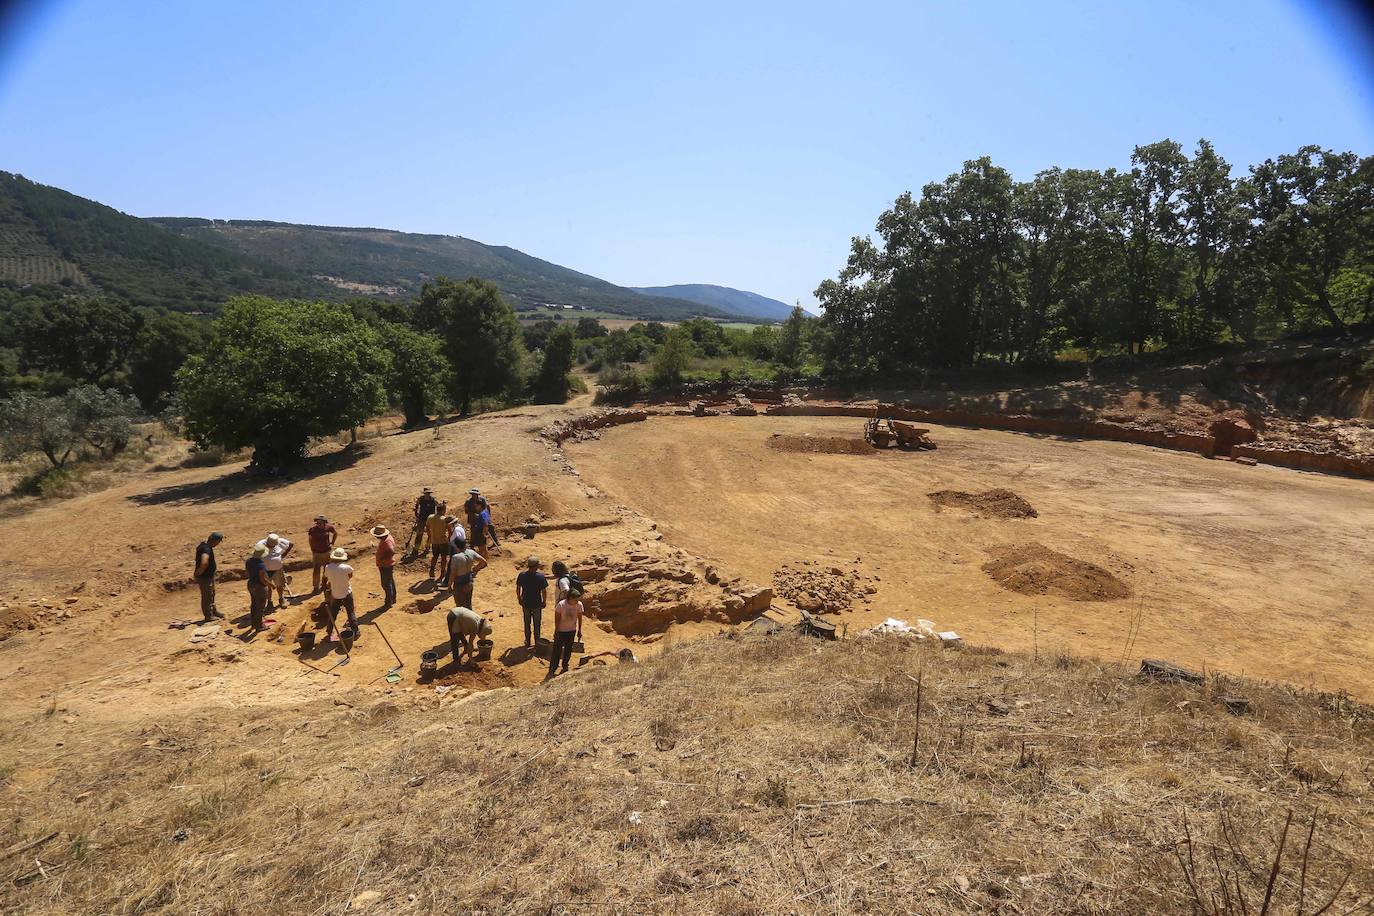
[338,627,356,650]
[420,650,439,678]
[296,631,316,652]
[475,639,494,662]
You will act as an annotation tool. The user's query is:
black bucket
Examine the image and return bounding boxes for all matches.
[296,631,316,652]
[420,650,439,678]
[338,627,356,650]
[475,638,494,662]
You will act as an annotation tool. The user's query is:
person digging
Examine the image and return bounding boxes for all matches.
[193,532,225,622]
[447,606,492,667]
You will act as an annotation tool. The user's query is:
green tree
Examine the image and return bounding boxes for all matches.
[532,325,576,404]
[18,296,142,384]
[521,319,560,352]
[379,324,449,427]
[128,311,212,409]
[0,385,142,467]
[175,297,390,467]
[413,277,525,415]
[575,316,608,338]
[775,305,808,370]
[649,327,693,387]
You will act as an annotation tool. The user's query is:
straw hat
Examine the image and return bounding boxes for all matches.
[443,515,456,524]
[371,525,389,538]
[265,533,280,545]
[252,544,269,558]
[314,515,327,523]
[469,488,480,496]
[330,547,348,561]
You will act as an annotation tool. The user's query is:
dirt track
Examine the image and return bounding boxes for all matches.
[569,414,1374,699]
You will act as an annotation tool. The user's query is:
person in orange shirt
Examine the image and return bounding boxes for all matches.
[372,525,398,607]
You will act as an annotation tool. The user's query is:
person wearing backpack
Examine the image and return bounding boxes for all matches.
[551,560,583,603]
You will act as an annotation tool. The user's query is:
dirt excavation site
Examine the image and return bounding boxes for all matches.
[2,402,1374,913]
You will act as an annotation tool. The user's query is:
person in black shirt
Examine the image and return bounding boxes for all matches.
[411,487,437,552]
[515,556,548,647]
[193,533,225,622]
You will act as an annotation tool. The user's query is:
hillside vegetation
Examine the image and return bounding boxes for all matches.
[631,283,793,321]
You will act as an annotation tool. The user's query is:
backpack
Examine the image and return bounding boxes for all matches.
[564,571,585,598]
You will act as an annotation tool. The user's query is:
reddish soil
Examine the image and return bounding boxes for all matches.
[929,488,1038,519]
[980,543,1131,601]
[766,433,872,455]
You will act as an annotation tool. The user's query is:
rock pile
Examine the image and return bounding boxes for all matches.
[573,552,772,638]
[771,560,878,613]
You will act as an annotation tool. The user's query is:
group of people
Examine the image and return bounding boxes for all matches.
[191,485,587,677]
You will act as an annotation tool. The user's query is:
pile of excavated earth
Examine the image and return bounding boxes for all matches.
[928,487,1038,519]
[771,560,878,614]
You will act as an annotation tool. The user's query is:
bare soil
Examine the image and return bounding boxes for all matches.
[981,543,1131,601]
[929,487,1038,519]
[766,433,873,455]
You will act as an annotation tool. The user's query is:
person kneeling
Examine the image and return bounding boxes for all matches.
[447,606,492,666]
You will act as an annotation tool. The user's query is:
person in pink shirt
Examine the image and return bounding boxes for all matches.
[372,525,398,607]
[548,591,584,677]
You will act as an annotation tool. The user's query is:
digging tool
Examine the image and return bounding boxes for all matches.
[372,620,404,673]
[325,654,351,674]
[299,659,339,677]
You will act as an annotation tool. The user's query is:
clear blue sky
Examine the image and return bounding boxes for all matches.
[2,0,1373,308]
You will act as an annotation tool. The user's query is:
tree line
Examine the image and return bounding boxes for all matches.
[0,276,581,476]
[814,141,1374,373]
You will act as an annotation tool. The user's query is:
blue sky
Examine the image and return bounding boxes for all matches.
[1,0,1373,308]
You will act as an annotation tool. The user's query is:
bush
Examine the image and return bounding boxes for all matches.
[0,385,141,467]
[649,328,693,388]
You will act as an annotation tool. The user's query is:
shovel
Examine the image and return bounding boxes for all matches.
[299,659,339,677]
[372,620,405,676]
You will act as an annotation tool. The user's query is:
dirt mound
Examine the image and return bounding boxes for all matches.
[928,488,1038,519]
[981,544,1130,601]
[772,560,878,613]
[766,434,872,455]
[488,487,558,525]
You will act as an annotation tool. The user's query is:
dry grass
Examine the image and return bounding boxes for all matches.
[2,634,1372,914]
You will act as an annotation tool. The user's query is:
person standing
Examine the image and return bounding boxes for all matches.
[447,537,487,610]
[463,488,488,533]
[307,516,337,594]
[551,560,572,602]
[446,606,492,665]
[372,525,398,607]
[323,547,358,639]
[515,556,548,647]
[193,532,225,622]
[471,506,500,558]
[412,487,437,552]
[548,590,584,677]
[425,504,450,580]
[253,533,295,609]
[245,543,272,631]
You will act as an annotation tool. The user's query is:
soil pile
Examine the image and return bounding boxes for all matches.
[766,434,872,455]
[928,488,1038,519]
[981,544,1130,601]
[488,487,558,524]
[772,560,877,613]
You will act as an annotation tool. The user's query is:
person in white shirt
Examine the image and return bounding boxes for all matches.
[253,533,295,609]
[323,547,358,640]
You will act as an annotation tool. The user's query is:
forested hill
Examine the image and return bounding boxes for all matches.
[0,172,752,320]
[0,172,330,309]
[630,283,794,321]
[148,219,732,320]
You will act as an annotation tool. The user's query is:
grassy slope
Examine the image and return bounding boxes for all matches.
[631,283,793,322]
[3,634,1370,913]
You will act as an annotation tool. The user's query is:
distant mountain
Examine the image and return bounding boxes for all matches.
[0,172,731,321]
[150,220,727,320]
[0,172,330,309]
[631,284,795,322]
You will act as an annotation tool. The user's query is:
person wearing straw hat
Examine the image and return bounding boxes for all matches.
[245,543,272,631]
[193,532,225,622]
[447,535,486,610]
[515,555,548,647]
[253,532,295,609]
[307,515,337,594]
[323,546,358,640]
[372,525,398,607]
